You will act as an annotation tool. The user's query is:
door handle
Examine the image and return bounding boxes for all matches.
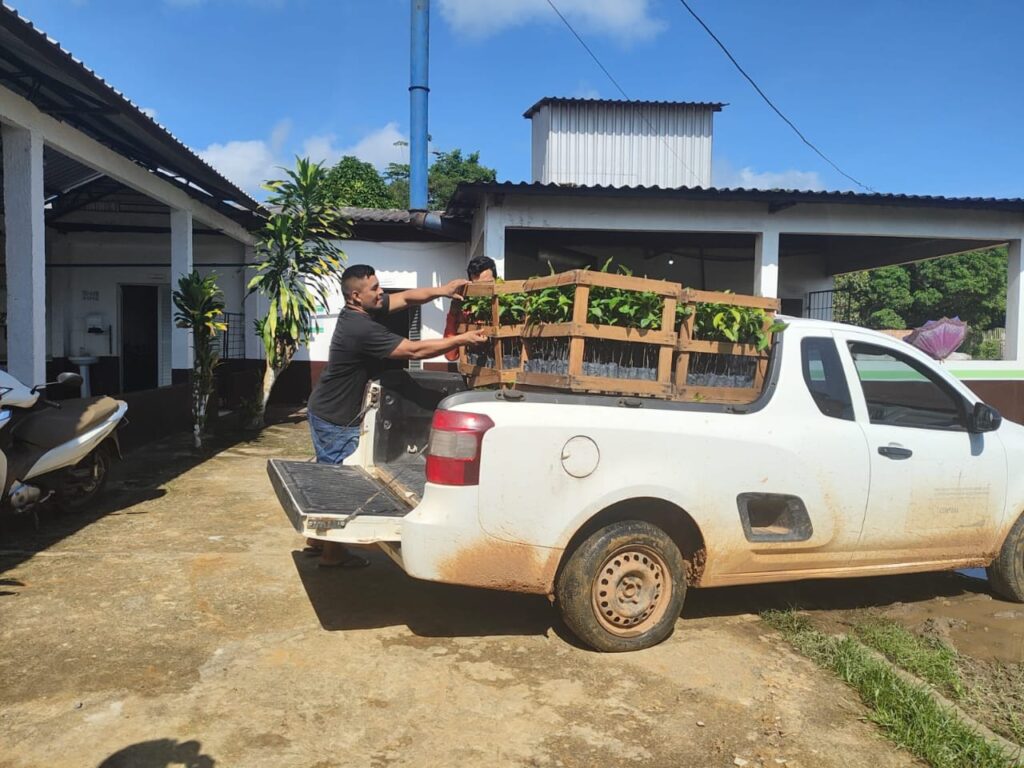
[878,445,913,460]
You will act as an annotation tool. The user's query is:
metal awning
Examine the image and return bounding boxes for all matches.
[0,4,263,229]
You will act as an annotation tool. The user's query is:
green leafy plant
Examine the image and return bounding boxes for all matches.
[247,157,350,426]
[584,260,664,330]
[677,296,787,351]
[459,283,528,325]
[173,270,227,449]
[526,285,575,324]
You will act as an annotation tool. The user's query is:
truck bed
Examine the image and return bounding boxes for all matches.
[268,458,419,544]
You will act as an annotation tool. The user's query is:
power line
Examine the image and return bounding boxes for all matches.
[544,0,700,186]
[544,0,630,101]
[676,0,873,192]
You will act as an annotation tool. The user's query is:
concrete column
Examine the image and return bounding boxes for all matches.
[1006,239,1023,361]
[170,208,193,379]
[483,201,505,278]
[753,228,780,298]
[242,245,265,361]
[3,125,46,386]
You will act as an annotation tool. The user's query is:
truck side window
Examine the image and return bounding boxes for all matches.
[801,338,854,420]
[847,342,966,431]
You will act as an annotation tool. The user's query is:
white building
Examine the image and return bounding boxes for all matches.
[0,6,263,445]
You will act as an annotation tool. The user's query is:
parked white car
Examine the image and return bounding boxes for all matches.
[270,318,1024,651]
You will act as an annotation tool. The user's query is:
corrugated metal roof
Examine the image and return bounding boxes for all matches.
[524,97,727,119]
[446,181,1024,217]
[339,207,414,224]
[0,3,263,225]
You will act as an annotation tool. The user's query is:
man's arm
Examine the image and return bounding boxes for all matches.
[388,330,488,361]
[388,278,469,313]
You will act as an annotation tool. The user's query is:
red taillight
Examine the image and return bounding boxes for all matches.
[425,409,495,486]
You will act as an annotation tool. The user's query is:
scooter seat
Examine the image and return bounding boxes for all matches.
[13,396,120,449]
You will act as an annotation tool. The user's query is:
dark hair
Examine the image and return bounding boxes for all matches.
[467,256,497,279]
[341,264,375,298]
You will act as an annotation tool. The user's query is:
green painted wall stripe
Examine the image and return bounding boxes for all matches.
[949,369,1024,381]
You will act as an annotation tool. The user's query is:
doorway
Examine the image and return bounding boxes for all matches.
[121,285,159,392]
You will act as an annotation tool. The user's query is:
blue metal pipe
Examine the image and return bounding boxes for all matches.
[409,0,430,211]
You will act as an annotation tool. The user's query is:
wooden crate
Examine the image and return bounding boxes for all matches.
[456,270,781,404]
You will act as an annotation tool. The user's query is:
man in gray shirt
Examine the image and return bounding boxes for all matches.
[305,264,487,567]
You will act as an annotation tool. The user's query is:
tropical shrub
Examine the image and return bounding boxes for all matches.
[173,270,227,449]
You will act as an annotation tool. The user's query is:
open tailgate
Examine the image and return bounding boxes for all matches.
[267,459,414,544]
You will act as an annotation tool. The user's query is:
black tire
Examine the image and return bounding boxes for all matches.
[988,513,1024,603]
[58,447,111,512]
[556,519,687,652]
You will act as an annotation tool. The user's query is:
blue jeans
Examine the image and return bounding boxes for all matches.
[308,411,361,465]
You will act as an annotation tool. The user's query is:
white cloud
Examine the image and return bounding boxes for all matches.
[713,160,824,191]
[140,106,158,120]
[571,82,601,99]
[301,134,343,167]
[198,120,407,196]
[198,119,290,194]
[439,0,664,44]
[336,122,408,169]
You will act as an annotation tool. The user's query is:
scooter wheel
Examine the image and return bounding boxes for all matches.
[58,447,111,511]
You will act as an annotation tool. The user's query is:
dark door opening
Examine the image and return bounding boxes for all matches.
[380,289,421,371]
[121,285,159,392]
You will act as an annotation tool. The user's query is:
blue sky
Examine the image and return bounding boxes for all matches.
[18,0,1024,200]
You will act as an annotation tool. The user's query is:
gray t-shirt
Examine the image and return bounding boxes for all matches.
[307,295,403,426]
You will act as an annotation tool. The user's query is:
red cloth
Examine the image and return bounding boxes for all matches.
[443,304,470,361]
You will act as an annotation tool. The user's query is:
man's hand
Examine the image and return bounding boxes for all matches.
[440,278,470,298]
[460,330,489,345]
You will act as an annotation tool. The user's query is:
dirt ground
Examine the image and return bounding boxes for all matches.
[0,412,1016,768]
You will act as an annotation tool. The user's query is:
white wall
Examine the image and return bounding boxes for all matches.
[44,228,246,384]
[295,239,468,362]
[778,252,834,307]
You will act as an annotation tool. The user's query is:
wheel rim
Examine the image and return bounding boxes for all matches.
[591,545,672,637]
[68,452,106,495]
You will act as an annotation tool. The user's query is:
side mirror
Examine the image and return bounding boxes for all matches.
[56,372,83,388]
[970,402,1002,433]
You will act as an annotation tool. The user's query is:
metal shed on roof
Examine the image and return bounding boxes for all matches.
[524,99,725,190]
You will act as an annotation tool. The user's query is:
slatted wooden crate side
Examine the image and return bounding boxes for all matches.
[457,271,782,402]
[674,309,695,393]
[670,291,779,404]
[680,288,781,312]
[674,385,763,404]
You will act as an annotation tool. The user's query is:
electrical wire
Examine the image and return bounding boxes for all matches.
[544,0,700,187]
[676,0,873,192]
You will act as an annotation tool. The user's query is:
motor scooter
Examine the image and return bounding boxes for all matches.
[0,369,127,516]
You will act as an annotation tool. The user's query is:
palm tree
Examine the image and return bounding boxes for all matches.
[247,157,350,425]
[173,270,227,448]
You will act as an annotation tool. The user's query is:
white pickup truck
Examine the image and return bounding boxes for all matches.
[268,318,1024,652]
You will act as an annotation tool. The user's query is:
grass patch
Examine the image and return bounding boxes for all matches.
[854,617,964,698]
[762,609,1019,768]
[959,657,1024,746]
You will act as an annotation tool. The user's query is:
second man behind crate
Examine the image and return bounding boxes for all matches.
[443,256,498,362]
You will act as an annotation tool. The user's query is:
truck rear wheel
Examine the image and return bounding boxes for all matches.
[556,520,687,652]
[988,513,1024,603]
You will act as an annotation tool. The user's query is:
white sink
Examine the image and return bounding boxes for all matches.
[68,356,99,396]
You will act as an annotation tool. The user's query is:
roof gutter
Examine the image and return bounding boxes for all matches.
[409,210,469,240]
